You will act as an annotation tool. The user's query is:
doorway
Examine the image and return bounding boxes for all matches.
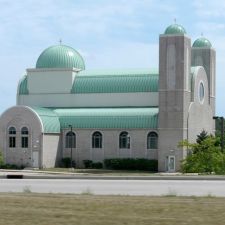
[168,155,175,172]
[32,151,39,168]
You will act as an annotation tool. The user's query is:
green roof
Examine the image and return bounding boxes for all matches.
[36,45,85,70]
[164,24,186,35]
[31,107,61,133]
[192,37,212,48]
[31,107,158,132]
[18,75,29,95]
[18,69,158,96]
[72,69,158,93]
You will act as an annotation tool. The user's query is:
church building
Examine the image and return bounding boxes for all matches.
[0,23,216,172]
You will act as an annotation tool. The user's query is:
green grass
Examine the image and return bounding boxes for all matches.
[40,167,156,175]
[0,193,225,225]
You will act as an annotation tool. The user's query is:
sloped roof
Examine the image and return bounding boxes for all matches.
[31,107,158,133]
[54,107,158,129]
[72,68,158,93]
[31,107,61,133]
[18,75,29,95]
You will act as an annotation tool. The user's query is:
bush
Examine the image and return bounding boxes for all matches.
[0,151,3,166]
[92,162,103,169]
[83,160,93,169]
[83,160,103,169]
[104,158,158,171]
[181,136,225,174]
[0,164,25,170]
[61,157,73,168]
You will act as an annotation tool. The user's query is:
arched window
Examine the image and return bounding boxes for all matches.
[8,127,16,148]
[65,131,76,148]
[92,132,102,148]
[119,131,130,149]
[147,132,158,149]
[21,127,29,148]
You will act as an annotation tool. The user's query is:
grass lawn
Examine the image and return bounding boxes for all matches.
[40,167,157,175]
[0,194,225,225]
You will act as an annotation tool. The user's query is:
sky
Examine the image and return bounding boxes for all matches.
[0,0,225,115]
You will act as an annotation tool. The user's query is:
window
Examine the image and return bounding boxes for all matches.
[66,131,76,148]
[92,132,102,148]
[119,132,130,149]
[8,127,16,148]
[199,82,204,103]
[9,127,16,135]
[21,127,29,148]
[147,132,158,149]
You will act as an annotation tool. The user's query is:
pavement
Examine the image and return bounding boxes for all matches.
[1,169,225,180]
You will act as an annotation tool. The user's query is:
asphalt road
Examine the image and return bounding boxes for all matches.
[0,179,225,196]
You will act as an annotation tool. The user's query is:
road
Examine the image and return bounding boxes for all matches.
[0,179,225,196]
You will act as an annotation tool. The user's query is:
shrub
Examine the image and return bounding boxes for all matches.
[104,158,158,171]
[0,151,3,166]
[83,160,93,169]
[83,160,103,169]
[91,162,103,169]
[0,164,25,170]
[180,136,225,174]
[61,157,72,168]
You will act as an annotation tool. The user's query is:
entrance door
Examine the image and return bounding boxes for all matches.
[32,151,39,168]
[168,156,175,172]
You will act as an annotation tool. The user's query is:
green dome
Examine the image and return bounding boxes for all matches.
[164,24,186,35]
[36,45,85,70]
[192,37,212,48]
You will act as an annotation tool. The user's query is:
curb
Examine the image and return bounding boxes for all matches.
[1,174,225,180]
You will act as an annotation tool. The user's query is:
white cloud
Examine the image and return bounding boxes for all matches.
[0,0,225,115]
[193,0,225,17]
[85,41,158,69]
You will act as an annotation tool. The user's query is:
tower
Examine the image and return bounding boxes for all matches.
[158,24,192,172]
[191,37,216,115]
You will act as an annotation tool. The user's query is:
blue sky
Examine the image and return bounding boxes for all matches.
[0,0,225,115]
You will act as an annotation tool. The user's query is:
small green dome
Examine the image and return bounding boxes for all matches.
[192,37,212,48]
[36,45,85,70]
[164,24,186,35]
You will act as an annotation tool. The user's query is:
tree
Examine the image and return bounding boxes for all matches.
[196,130,209,144]
[180,136,225,174]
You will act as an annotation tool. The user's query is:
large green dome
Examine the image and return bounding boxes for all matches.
[164,24,186,35]
[36,45,85,70]
[192,37,212,48]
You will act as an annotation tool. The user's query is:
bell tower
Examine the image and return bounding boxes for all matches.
[191,37,216,116]
[158,24,191,172]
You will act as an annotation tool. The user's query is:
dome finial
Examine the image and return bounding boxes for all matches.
[201,32,203,37]
[174,18,177,24]
[59,38,62,45]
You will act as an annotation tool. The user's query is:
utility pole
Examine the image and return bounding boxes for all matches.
[68,125,73,168]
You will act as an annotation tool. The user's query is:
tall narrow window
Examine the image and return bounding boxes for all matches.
[119,131,130,149]
[8,127,16,148]
[92,132,102,148]
[21,127,29,148]
[147,132,158,149]
[66,131,76,148]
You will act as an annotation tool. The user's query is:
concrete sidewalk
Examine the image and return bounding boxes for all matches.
[1,169,225,180]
